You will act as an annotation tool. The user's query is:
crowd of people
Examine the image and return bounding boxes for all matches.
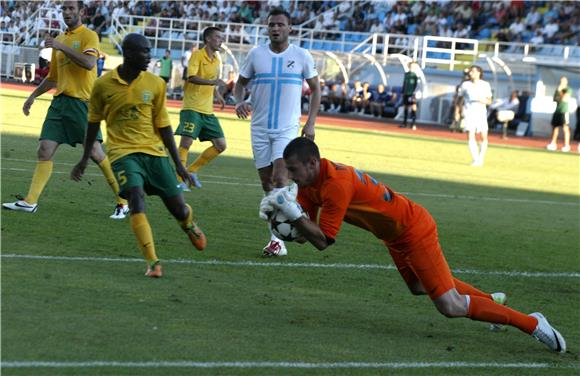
[2,1,579,47]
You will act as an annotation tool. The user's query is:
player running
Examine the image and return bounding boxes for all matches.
[234,7,321,257]
[174,26,227,191]
[71,34,206,278]
[3,0,128,218]
[263,137,566,353]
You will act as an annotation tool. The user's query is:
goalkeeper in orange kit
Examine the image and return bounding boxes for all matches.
[261,137,566,353]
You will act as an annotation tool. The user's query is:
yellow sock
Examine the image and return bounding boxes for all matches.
[98,157,127,205]
[130,213,158,264]
[177,204,193,230]
[187,146,220,173]
[177,146,189,182]
[25,160,53,204]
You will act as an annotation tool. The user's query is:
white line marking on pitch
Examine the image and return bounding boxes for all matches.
[1,361,577,370]
[3,164,578,206]
[2,254,578,278]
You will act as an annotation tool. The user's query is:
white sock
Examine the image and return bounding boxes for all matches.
[468,139,479,162]
[479,140,488,164]
[268,188,285,244]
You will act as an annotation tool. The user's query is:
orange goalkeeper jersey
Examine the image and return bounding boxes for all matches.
[297,158,434,245]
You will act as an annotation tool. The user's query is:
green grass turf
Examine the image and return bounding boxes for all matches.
[1,88,579,375]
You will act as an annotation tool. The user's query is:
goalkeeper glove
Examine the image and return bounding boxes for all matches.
[259,194,274,221]
[269,190,303,221]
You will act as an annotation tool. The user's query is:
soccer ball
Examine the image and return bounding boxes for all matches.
[269,209,305,242]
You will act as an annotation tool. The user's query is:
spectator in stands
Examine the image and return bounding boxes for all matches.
[320,79,331,112]
[349,80,364,114]
[157,49,172,84]
[488,90,519,130]
[530,28,544,46]
[369,83,389,118]
[360,82,372,115]
[543,17,559,42]
[89,8,107,41]
[546,76,572,153]
[328,81,347,113]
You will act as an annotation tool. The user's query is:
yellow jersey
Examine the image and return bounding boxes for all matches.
[46,24,99,101]
[88,67,171,163]
[182,48,220,114]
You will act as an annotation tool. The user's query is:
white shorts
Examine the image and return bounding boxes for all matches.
[251,126,299,169]
[463,110,488,134]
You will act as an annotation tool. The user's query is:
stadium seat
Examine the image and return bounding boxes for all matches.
[312,41,324,50]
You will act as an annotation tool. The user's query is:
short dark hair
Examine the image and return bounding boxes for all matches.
[268,7,292,23]
[283,137,320,163]
[470,65,484,79]
[203,26,221,44]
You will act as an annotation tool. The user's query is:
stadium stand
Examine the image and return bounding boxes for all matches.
[1,0,578,136]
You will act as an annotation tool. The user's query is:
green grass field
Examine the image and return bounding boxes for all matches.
[1,87,579,375]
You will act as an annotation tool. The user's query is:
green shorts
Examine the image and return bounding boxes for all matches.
[40,95,103,146]
[111,153,181,199]
[175,109,224,141]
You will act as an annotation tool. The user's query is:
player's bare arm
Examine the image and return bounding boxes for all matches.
[71,121,101,181]
[188,75,225,87]
[302,75,321,140]
[234,75,252,119]
[214,86,225,109]
[292,216,329,250]
[22,78,57,116]
[45,35,97,70]
[158,126,194,187]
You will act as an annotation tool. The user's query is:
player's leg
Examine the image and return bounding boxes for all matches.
[406,230,565,351]
[89,141,129,218]
[410,102,417,130]
[3,97,66,212]
[562,123,571,152]
[401,101,408,128]
[186,114,227,188]
[547,112,561,150]
[113,154,161,277]
[478,129,488,166]
[149,155,206,251]
[467,128,480,165]
[28,139,59,201]
[174,110,201,190]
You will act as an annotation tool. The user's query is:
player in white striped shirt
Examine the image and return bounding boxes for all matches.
[234,7,321,257]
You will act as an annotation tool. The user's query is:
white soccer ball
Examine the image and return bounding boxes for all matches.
[268,209,305,242]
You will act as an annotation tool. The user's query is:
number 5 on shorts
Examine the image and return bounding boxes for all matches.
[116,170,127,187]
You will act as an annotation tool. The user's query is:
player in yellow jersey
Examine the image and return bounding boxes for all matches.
[2,0,128,219]
[71,33,207,278]
[174,27,227,190]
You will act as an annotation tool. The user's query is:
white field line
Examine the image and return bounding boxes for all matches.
[2,254,579,278]
[1,361,578,370]
[3,163,579,207]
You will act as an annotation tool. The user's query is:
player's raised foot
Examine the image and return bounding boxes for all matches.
[489,292,508,331]
[189,172,202,188]
[530,312,566,353]
[184,222,206,250]
[110,203,129,219]
[178,181,191,192]
[262,240,287,257]
[2,200,38,213]
[145,262,163,278]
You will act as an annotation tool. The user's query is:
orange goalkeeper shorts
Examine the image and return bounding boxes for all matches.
[387,229,455,300]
